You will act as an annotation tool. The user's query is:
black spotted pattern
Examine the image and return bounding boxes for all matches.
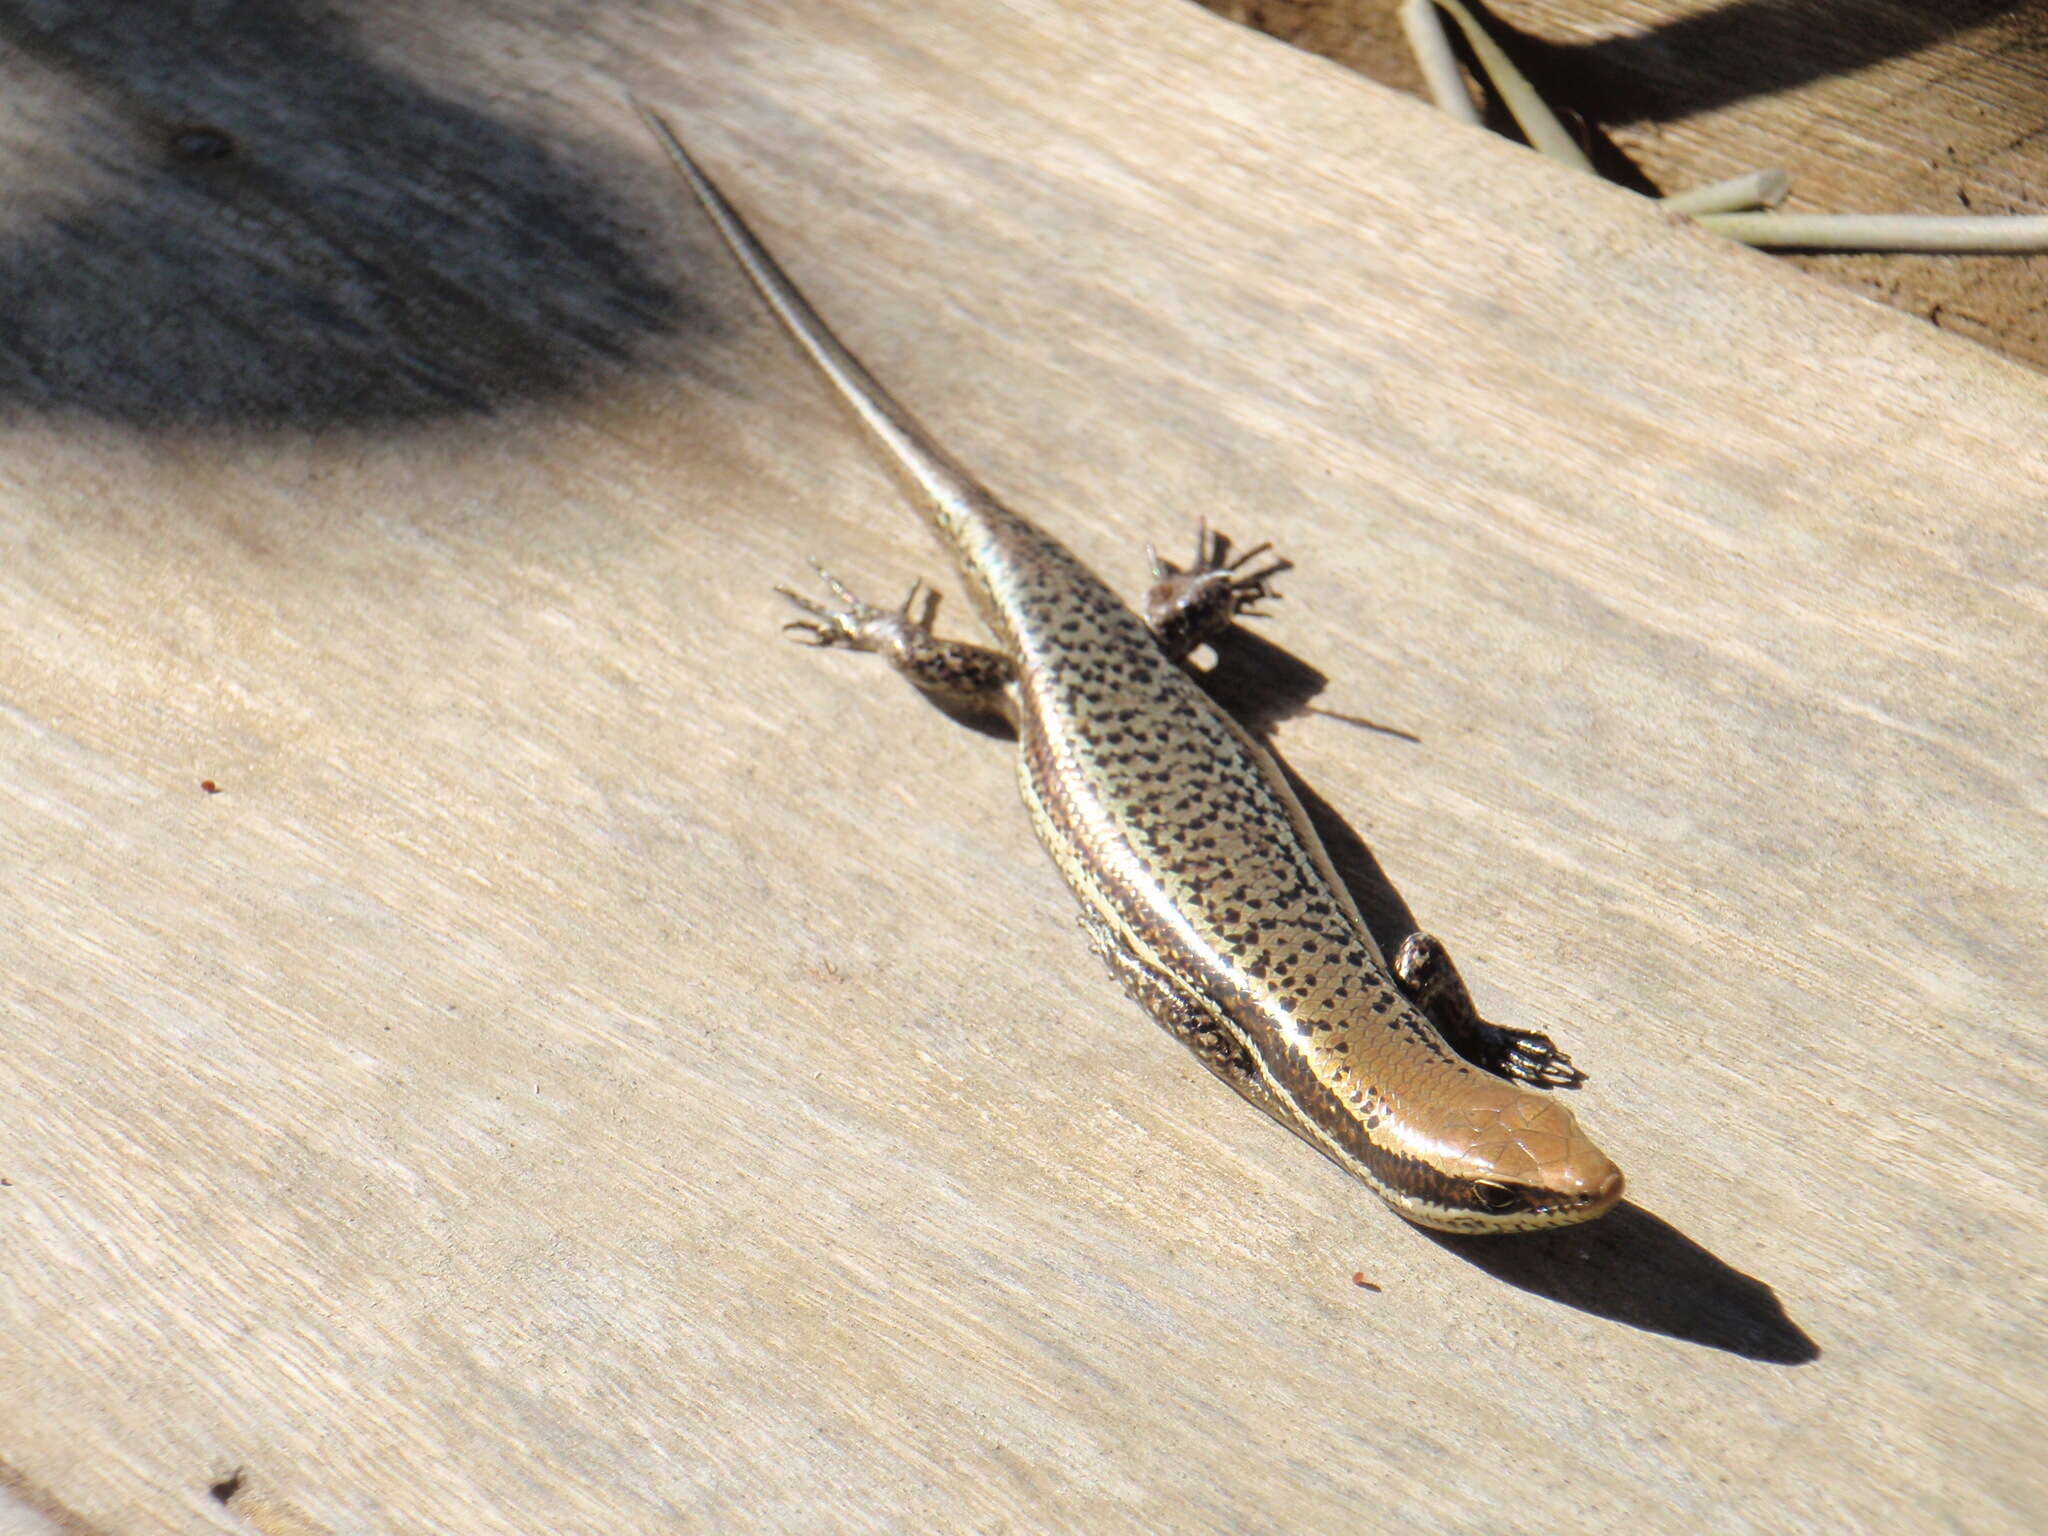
[969,502,1613,1224]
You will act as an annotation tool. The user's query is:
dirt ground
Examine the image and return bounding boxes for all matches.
[1198,1,2048,371]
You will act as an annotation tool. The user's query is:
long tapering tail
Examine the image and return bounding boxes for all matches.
[638,104,1001,544]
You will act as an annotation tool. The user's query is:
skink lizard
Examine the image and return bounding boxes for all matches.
[644,109,1624,1233]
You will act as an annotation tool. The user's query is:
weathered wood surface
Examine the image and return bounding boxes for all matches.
[0,1,2042,1531]
[1200,0,2048,371]
[1503,0,2048,369]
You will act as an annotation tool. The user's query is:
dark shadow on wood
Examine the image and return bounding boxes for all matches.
[1431,1201,1820,1363]
[1436,5,1660,195]
[1195,623,1340,737]
[1497,0,2033,127]
[1204,625,1818,1362]
[1200,626,1419,741]
[1199,626,1425,949]
[0,0,689,429]
[1550,105,1661,198]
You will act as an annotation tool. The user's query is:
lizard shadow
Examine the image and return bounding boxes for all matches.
[1200,626,1819,1365]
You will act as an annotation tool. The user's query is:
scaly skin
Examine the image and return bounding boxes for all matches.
[644,109,1623,1232]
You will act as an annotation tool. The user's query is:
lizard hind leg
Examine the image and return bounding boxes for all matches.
[1143,519,1294,662]
[1390,932,1587,1089]
[777,562,1016,732]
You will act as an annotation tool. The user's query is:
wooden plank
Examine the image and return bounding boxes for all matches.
[0,0,2041,1530]
[1506,0,2048,368]
[1197,0,2048,370]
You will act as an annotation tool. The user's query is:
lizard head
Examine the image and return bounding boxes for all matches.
[1389,1082,1625,1233]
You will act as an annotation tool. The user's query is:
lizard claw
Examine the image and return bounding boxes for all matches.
[775,568,881,649]
[776,563,954,657]
[1143,519,1295,657]
[1495,1029,1587,1090]
[900,577,940,629]
[780,615,845,647]
[1191,522,1293,610]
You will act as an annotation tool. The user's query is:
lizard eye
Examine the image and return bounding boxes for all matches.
[1471,1180,1522,1213]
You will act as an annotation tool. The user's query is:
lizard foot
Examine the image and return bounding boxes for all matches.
[1391,931,1587,1090]
[776,562,934,652]
[1144,519,1293,660]
[775,561,1015,727]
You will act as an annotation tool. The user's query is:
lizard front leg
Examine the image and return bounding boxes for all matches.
[778,563,1016,732]
[1142,519,1292,662]
[1390,932,1586,1089]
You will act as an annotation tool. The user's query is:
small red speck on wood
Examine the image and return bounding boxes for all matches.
[1351,1272,1381,1292]
[200,780,220,794]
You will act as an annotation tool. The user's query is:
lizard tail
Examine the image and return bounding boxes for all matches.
[639,103,1003,548]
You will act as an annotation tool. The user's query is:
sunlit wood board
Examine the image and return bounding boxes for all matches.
[0,1,2039,1531]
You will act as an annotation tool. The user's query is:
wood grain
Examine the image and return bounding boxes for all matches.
[1507,0,2048,368]
[0,1,2041,1531]
[1199,0,2048,370]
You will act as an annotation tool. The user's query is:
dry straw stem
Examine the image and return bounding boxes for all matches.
[1408,1,2048,254]
[1695,211,2048,253]
[1663,170,1791,217]
[1421,0,1594,173]
[1397,0,1482,125]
